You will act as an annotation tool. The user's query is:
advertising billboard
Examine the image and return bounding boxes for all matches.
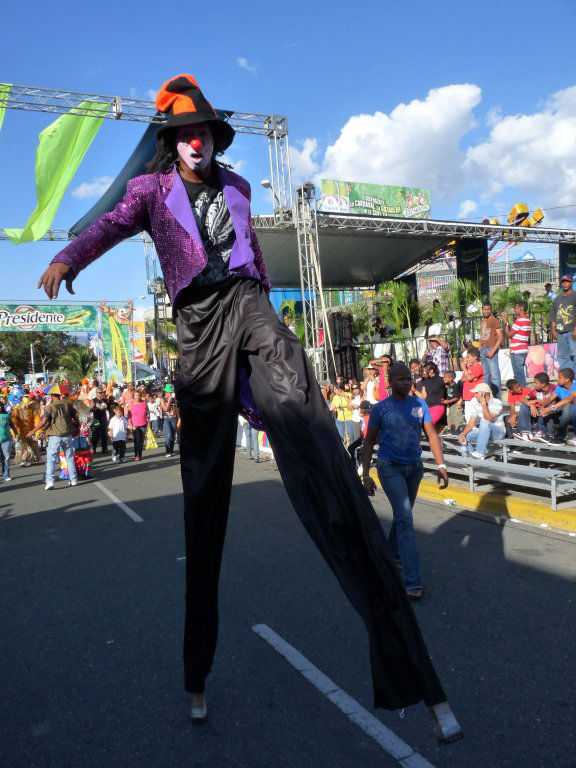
[319,179,431,219]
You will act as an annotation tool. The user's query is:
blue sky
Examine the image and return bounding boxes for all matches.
[1,0,575,308]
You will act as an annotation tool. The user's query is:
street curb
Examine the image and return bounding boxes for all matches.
[368,469,576,534]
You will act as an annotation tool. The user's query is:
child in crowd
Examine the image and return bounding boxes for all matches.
[347,400,371,466]
[146,392,161,437]
[460,346,484,422]
[108,404,129,463]
[442,370,463,434]
[409,359,423,389]
[541,368,576,445]
[512,372,556,442]
[505,378,531,438]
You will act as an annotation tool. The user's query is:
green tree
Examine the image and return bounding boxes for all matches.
[0,331,74,379]
[59,345,97,383]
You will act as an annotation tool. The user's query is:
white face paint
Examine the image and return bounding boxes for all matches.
[176,124,214,174]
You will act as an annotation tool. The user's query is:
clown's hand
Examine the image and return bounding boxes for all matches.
[37,263,75,300]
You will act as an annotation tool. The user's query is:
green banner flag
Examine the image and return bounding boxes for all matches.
[0,303,99,332]
[0,83,11,132]
[100,303,133,382]
[4,100,109,244]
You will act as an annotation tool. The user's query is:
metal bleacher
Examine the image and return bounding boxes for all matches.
[428,434,576,511]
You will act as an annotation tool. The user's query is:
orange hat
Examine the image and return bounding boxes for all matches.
[155,74,235,152]
[81,378,89,385]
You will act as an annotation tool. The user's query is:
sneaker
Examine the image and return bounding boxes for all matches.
[4,476,12,482]
[112,454,117,462]
[532,433,550,444]
[45,483,54,491]
[548,437,565,446]
[566,438,576,447]
[470,451,486,460]
[190,693,207,723]
[513,432,532,441]
[68,480,77,487]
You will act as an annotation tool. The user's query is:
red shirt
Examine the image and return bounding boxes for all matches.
[462,361,484,401]
[508,387,531,411]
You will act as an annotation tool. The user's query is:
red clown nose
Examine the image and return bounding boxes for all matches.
[189,139,203,151]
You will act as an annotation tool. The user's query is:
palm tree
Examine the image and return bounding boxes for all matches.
[59,346,96,383]
[375,280,420,358]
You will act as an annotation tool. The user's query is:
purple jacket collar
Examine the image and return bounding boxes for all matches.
[162,165,253,269]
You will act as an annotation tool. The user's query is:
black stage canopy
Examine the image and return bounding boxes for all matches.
[256,227,449,288]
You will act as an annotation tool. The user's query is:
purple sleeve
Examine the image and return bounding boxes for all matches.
[51,178,150,276]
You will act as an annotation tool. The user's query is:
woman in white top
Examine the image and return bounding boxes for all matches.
[349,382,363,441]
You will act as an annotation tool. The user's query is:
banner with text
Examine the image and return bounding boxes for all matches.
[0,303,98,332]
[319,179,431,218]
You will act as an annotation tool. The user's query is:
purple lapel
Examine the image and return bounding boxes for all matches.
[218,167,253,268]
[164,167,204,247]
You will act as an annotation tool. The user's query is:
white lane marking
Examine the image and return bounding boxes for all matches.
[252,624,437,768]
[94,482,144,523]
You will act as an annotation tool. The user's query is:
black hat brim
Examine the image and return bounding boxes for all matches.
[157,113,235,153]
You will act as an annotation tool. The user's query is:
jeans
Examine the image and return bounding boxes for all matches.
[243,421,260,460]
[376,460,424,590]
[112,439,126,460]
[150,418,160,436]
[464,422,506,455]
[46,435,77,484]
[1,439,12,479]
[510,352,528,387]
[556,332,576,374]
[335,420,355,444]
[163,416,178,454]
[516,404,556,436]
[556,404,576,439]
[480,348,501,397]
[132,426,145,458]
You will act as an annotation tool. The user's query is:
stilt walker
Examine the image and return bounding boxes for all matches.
[37,74,462,743]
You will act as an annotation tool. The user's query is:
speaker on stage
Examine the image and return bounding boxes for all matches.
[327,311,353,349]
[455,238,489,300]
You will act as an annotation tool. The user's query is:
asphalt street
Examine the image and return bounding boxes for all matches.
[1,443,575,768]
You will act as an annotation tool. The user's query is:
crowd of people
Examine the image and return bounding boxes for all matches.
[0,377,180,488]
[324,277,576,461]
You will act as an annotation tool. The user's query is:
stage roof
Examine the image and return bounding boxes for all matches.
[256,227,448,288]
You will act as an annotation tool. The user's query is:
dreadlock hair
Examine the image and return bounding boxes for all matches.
[146,127,233,174]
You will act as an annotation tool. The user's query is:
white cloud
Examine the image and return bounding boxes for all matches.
[465,86,576,226]
[289,138,319,183]
[237,57,257,76]
[319,85,481,197]
[71,176,114,200]
[457,199,478,218]
[220,153,246,172]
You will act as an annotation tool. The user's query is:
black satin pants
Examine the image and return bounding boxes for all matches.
[175,277,446,709]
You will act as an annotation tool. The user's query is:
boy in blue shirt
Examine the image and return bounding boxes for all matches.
[362,363,448,601]
[541,367,576,445]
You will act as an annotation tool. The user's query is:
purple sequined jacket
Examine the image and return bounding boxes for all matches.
[51,165,271,428]
[51,165,271,305]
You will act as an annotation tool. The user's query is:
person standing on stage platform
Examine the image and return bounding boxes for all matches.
[362,363,449,601]
[479,301,503,397]
[549,275,576,372]
[501,301,532,387]
[34,73,462,742]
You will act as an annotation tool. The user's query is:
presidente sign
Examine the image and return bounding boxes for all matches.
[319,179,431,219]
[0,304,99,332]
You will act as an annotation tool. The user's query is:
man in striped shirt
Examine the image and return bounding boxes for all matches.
[501,300,532,386]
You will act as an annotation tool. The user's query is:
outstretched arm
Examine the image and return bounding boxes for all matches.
[38,178,149,299]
